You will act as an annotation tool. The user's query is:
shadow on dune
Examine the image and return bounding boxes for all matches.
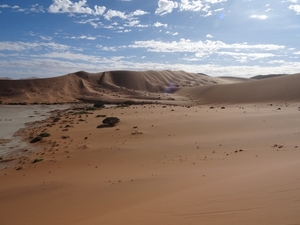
[0,70,299,105]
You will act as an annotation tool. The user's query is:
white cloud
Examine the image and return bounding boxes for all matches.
[155,0,226,15]
[218,51,276,62]
[267,60,286,64]
[69,35,97,40]
[0,4,44,13]
[294,51,300,54]
[205,0,227,3]
[76,18,102,28]
[155,0,178,15]
[94,5,106,15]
[104,9,127,20]
[180,0,203,11]
[125,20,140,27]
[36,51,101,62]
[250,14,268,20]
[129,39,284,53]
[48,0,106,15]
[29,4,45,13]
[165,31,179,36]
[117,29,131,33]
[203,11,212,17]
[40,36,53,41]
[289,5,300,14]
[0,4,20,9]
[104,9,148,21]
[154,22,168,27]
[206,34,213,38]
[0,41,70,52]
[96,45,117,51]
[130,9,149,16]
[214,8,224,12]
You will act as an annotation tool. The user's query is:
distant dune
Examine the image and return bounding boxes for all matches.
[0,70,299,105]
[177,73,300,104]
[251,74,287,80]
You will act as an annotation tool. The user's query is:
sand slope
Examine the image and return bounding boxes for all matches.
[1,70,300,105]
[0,70,220,104]
[178,73,300,104]
[1,104,300,225]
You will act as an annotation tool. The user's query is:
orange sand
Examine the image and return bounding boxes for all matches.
[1,103,300,225]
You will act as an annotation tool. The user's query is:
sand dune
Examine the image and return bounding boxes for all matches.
[0,70,230,105]
[1,70,300,105]
[178,73,300,104]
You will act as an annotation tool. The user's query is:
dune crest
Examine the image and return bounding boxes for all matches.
[0,70,299,105]
[177,73,300,104]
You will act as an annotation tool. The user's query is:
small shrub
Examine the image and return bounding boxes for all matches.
[93,102,105,108]
[97,117,120,128]
[102,117,120,127]
[30,136,43,143]
[75,110,89,115]
[123,101,134,105]
[96,114,107,118]
[61,135,70,139]
[39,132,50,137]
[8,102,27,105]
[53,117,60,122]
[117,103,130,108]
[86,106,97,111]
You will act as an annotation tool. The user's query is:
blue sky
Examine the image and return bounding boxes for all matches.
[0,0,300,78]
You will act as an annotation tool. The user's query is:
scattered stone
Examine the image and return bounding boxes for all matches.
[32,158,43,164]
[131,131,143,135]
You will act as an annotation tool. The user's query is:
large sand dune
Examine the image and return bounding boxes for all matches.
[3,70,299,105]
[178,73,300,104]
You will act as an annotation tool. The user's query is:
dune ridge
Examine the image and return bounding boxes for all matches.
[1,70,300,105]
[177,73,300,104]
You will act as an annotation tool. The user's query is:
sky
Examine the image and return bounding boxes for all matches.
[0,0,300,79]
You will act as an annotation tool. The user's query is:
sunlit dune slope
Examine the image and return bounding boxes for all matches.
[0,70,299,105]
[0,70,221,104]
[177,73,300,104]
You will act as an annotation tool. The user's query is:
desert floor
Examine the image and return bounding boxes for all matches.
[1,103,300,225]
